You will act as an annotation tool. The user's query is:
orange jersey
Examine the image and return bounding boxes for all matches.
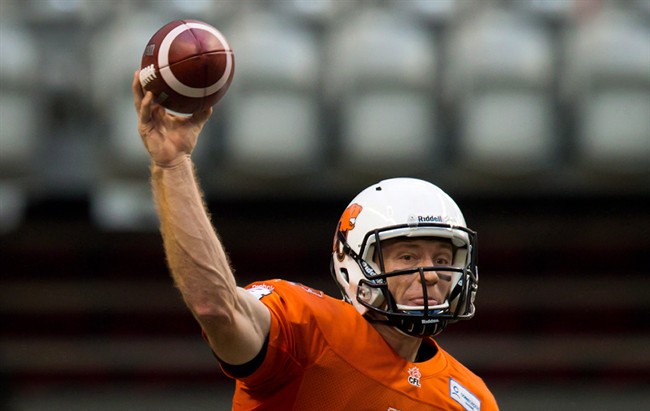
[221,280,498,411]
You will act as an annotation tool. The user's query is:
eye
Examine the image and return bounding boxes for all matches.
[393,252,420,268]
[434,255,453,266]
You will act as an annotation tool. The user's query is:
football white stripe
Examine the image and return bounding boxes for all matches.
[158,21,233,98]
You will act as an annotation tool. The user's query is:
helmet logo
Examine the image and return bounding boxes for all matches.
[334,203,363,262]
[340,203,363,232]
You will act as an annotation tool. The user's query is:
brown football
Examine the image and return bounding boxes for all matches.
[139,19,235,114]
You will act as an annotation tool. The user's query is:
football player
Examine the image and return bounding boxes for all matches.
[133,72,498,410]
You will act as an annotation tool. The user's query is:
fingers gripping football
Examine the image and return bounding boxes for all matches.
[132,71,212,167]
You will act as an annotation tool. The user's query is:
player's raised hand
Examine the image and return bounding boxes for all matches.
[132,71,213,167]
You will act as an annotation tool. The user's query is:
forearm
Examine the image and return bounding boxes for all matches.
[133,72,269,363]
[151,155,237,320]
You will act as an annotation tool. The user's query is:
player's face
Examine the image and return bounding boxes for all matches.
[379,237,454,307]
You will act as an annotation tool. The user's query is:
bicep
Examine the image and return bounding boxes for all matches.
[201,287,271,366]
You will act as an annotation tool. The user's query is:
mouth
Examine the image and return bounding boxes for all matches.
[397,298,450,312]
[408,298,439,307]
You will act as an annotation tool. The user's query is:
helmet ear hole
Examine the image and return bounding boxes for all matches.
[357,282,384,307]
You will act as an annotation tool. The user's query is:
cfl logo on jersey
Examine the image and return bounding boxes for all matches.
[407,366,421,387]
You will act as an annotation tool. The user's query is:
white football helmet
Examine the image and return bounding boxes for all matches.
[330,178,478,337]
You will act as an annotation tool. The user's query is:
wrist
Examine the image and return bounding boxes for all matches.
[153,154,192,170]
[152,154,197,190]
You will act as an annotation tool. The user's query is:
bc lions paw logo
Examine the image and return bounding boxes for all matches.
[334,203,363,261]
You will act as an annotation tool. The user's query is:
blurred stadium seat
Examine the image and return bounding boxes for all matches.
[325,7,439,178]
[269,0,356,28]
[0,20,40,233]
[389,0,463,27]
[636,0,650,17]
[6,0,116,203]
[221,9,322,180]
[562,6,650,176]
[445,6,557,177]
[143,0,240,25]
[513,0,576,25]
[0,0,646,211]
[88,11,170,230]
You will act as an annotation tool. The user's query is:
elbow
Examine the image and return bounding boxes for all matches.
[178,280,238,326]
[189,299,236,328]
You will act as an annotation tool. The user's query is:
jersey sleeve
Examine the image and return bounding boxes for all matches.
[219,280,331,391]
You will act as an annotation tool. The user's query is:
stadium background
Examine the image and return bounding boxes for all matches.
[1,0,649,409]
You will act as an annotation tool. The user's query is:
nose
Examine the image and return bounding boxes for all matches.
[414,255,442,284]
[418,269,440,285]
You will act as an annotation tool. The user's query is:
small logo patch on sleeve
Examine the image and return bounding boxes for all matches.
[247,284,274,300]
[450,378,481,411]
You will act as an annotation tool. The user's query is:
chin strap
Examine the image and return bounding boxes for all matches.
[364,309,449,337]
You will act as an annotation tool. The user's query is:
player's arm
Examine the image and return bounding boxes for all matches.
[132,72,271,365]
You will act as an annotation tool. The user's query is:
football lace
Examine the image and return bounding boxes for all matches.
[139,64,157,86]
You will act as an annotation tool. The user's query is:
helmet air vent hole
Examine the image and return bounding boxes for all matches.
[340,268,349,283]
